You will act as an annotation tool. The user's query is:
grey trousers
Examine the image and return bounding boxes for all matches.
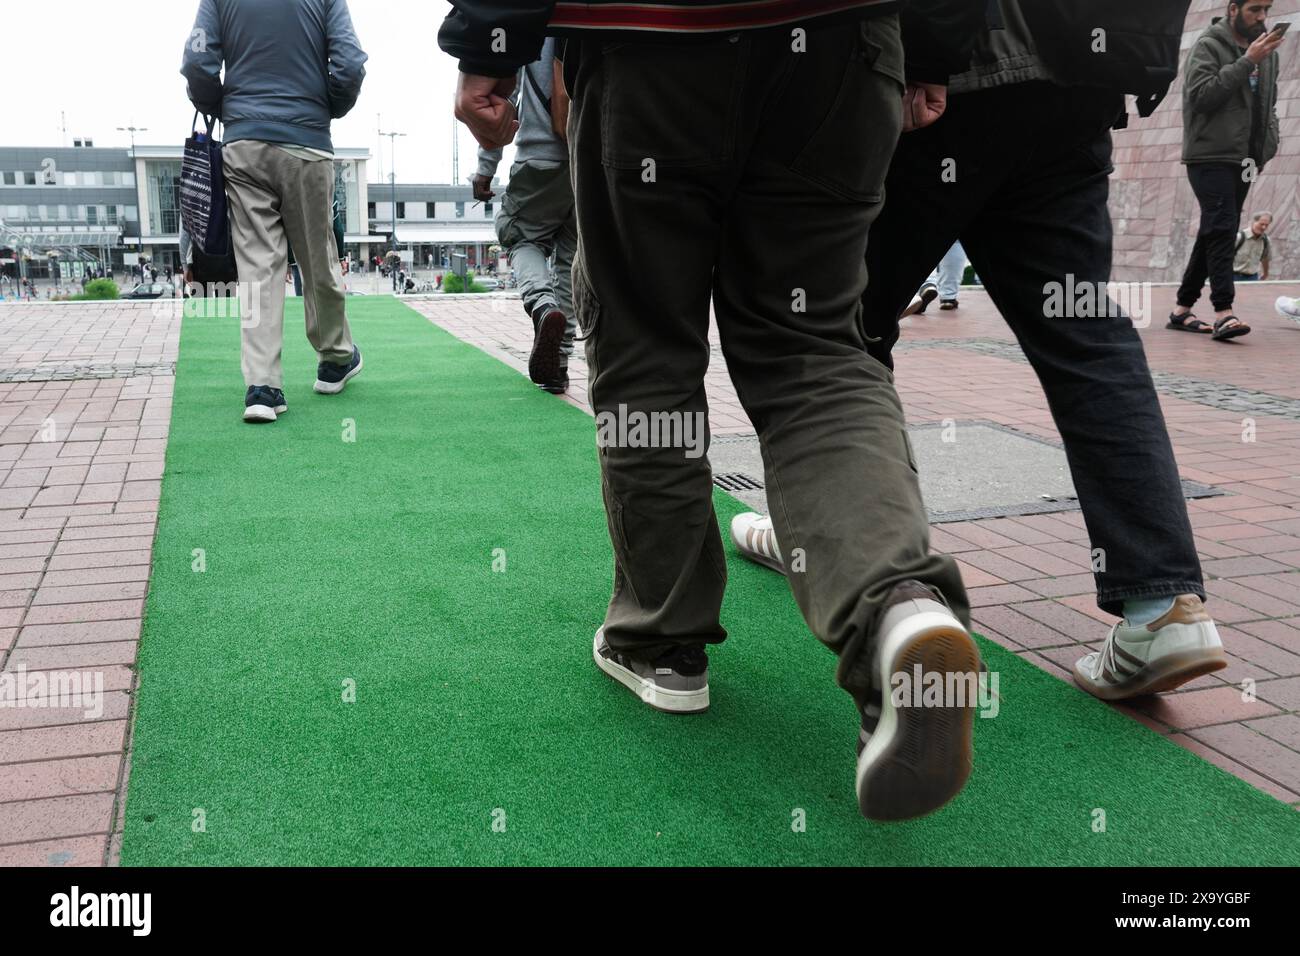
[496,159,578,366]
[224,140,355,389]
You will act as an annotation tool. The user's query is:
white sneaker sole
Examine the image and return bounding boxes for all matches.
[592,632,710,714]
[314,353,364,394]
[902,287,939,317]
[243,403,287,423]
[856,605,979,822]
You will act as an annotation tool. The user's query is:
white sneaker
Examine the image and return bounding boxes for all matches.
[1073,595,1226,701]
[856,581,981,822]
[901,283,939,318]
[729,512,784,574]
[1275,296,1300,323]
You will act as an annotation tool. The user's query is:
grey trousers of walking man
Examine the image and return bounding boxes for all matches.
[477,37,577,394]
[497,162,577,359]
[225,142,355,389]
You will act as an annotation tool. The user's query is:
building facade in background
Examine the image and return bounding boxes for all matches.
[0,144,500,283]
[368,184,498,272]
[1110,0,1300,282]
[0,146,138,281]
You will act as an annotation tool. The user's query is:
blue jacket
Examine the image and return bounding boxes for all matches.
[181,0,367,152]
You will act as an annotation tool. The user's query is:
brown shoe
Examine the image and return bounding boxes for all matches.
[528,309,568,386]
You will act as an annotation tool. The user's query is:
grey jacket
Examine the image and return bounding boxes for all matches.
[477,38,568,178]
[181,0,367,152]
[1181,17,1280,169]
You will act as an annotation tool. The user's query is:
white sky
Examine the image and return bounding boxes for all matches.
[0,0,511,184]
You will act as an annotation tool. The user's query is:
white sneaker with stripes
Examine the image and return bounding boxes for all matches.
[1073,595,1226,701]
[729,512,784,574]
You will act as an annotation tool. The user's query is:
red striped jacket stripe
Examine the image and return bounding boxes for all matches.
[549,0,899,32]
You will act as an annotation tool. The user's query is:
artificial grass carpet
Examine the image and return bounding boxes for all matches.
[120,297,1300,866]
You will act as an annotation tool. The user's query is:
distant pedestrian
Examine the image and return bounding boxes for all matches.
[1169,3,1283,341]
[182,0,368,424]
[1232,211,1272,280]
[902,241,968,316]
[474,37,576,395]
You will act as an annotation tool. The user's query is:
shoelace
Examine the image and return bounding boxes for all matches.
[1097,625,1140,683]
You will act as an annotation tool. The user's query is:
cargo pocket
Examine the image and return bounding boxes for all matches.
[495,185,521,248]
[789,17,903,202]
[602,485,639,606]
[572,250,600,341]
[902,427,919,476]
[600,38,742,170]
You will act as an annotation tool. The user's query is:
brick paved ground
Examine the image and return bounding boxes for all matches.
[0,301,178,866]
[3,285,1298,868]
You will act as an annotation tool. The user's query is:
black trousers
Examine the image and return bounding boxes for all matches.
[861,81,1205,617]
[1176,163,1252,313]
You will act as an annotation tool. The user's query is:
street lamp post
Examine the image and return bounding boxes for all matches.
[116,125,148,276]
[379,130,406,250]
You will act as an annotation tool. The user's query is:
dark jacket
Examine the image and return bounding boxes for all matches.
[181,0,367,152]
[1182,17,1280,169]
[439,0,981,83]
[947,0,1053,95]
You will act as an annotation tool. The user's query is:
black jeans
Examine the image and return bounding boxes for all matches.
[861,82,1205,617]
[567,16,969,710]
[1177,163,1252,312]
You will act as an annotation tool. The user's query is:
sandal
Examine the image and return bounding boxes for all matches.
[1166,311,1212,333]
[1212,315,1251,341]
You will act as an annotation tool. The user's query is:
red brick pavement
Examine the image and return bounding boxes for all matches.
[0,301,177,866]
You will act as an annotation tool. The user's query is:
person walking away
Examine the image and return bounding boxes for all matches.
[732,0,1229,710]
[474,37,578,395]
[444,0,989,822]
[1232,210,1272,280]
[182,0,368,424]
[901,240,967,315]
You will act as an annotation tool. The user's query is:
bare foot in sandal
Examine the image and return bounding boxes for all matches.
[1212,315,1251,341]
[1167,310,1213,333]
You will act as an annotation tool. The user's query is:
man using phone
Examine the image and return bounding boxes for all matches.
[1169,2,1284,341]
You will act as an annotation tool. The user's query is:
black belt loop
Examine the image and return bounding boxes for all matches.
[986,0,1005,30]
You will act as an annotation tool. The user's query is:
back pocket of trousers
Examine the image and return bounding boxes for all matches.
[600,39,742,170]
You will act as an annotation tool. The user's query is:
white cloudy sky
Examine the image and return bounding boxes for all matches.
[0,1,509,184]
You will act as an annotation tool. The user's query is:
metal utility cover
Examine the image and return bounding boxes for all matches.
[710,422,1220,523]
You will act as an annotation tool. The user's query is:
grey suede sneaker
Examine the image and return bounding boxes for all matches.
[856,581,981,822]
[593,628,709,714]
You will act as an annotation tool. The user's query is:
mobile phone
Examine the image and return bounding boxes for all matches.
[1269,21,1291,38]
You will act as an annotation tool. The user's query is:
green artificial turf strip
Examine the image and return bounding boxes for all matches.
[120,297,1300,866]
